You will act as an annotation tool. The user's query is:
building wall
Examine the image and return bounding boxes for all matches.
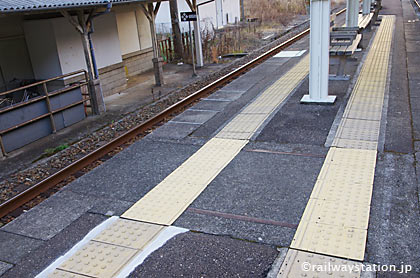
[221,0,241,24]
[24,19,63,81]
[4,8,154,98]
[136,9,153,49]
[0,16,34,91]
[116,10,141,55]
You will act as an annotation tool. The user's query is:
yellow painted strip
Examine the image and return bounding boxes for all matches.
[216,55,309,140]
[122,138,248,225]
[278,249,363,278]
[288,15,395,264]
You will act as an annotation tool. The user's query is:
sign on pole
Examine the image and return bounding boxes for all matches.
[181,12,197,22]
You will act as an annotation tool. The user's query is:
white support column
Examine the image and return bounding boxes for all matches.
[301,0,336,104]
[346,0,360,27]
[193,9,204,67]
[362,0,371,15]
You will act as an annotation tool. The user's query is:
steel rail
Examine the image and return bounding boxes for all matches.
[0,8,347,219]
[414,0,420,9]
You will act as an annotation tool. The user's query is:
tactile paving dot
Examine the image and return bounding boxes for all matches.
[324,148,377,167]
[278,249,362,278]
[336,126,380,142]
[93,219,164,250]
[301,199,370,229]
[332,138,378,151]
[291,221,367,260]
[57,241,137,278]
[48,269,90,278]
[311,178,373,207]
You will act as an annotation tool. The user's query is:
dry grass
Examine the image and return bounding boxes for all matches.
[246,0,307,25]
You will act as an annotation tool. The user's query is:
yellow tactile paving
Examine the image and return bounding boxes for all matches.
[48,269,90,278]
[332,138,378,150]
[291,221,367,261]
[215,55,309,140]
[278,249,362,278]
[93,219,164,250]
[300,199,370,229]
[122,138,248,225]
[288,16,395,266]
[311,178,374,207]
[57,241,138,278]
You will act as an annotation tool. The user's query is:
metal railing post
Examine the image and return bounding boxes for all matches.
[43,83,57,133]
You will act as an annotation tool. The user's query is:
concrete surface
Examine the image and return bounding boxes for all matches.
[128,232,278,278]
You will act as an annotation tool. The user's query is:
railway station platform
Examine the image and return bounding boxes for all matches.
[1,0,420,277]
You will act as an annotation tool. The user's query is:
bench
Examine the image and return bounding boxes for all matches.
[329,30,362,80]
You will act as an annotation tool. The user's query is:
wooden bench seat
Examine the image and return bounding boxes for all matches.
[329,33,362,80]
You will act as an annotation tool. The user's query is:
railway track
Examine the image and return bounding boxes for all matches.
[0,8,346,220]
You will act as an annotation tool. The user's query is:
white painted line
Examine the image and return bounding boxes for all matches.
[274,50,307,58]
[204,98,232,102]
[115,226,188,278]
[35,216,119,278]
[189,109,220,113]
[169,121,202,125]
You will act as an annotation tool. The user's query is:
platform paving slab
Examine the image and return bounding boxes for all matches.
[128,232,278,278]
[0,231,43,264]
[189,99,232,112]
[146,122,201,140]
[170,109,218,124]
[174,149,323,247]
[204,90,246,101]
[65,139,202,203]
[88,197,134,217]
[257,77,350,146]
[1,213,107,278]
[175,211,296,247]
[366,153,420,272]
[1,190,99,241]
[183,150,323,225]
[221,63,283,92]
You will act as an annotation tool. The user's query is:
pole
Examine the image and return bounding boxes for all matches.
[193,8,204,67]
[301,0,336,104]
[362,0,371,15]
[346,0,359,27]
[170,0,184,61]
[189,21,197,77]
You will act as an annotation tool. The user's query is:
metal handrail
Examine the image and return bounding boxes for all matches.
[0,71,90,156]
[0,70,87,97]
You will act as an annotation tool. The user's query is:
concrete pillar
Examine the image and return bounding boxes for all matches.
[301,0,336,104]
[346,0,359,27]
[362,0,371,15]
[193,10,204,67]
